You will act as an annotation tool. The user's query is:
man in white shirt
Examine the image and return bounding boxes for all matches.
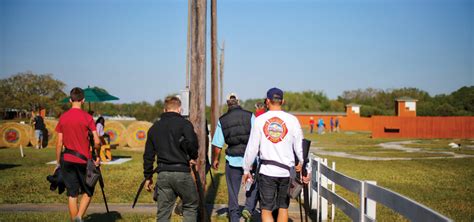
[243,87,310,222]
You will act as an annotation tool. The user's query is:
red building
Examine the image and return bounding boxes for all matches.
[292,97,474,139]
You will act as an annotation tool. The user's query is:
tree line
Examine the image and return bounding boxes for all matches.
[1,72,472,121]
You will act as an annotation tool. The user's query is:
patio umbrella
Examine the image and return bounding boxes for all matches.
[61,86,119,111]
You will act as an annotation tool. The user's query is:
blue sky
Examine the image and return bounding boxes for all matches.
[1,0,472,103]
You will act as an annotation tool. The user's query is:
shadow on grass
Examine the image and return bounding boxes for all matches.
[84,211,122,222]
[111,155,132,159]
[0,163,21,170]
[205,170,223,216]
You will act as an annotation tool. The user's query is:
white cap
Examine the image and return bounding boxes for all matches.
[226,93,238,101]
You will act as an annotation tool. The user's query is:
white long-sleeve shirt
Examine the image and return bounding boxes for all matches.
[243,110,303,177]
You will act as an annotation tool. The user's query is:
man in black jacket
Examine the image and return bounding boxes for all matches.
[143,96,199,222]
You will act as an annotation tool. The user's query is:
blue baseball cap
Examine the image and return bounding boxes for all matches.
[266,87,284,100]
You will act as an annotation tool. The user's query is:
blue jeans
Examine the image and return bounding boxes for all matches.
[226,162,259,222]
[35,129,43,140]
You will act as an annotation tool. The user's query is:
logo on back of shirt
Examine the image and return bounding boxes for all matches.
[263,117,288,143]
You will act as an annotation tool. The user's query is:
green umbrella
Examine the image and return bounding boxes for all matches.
[61,86,119,111]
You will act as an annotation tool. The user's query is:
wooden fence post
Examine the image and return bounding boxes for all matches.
[365,181,377,220]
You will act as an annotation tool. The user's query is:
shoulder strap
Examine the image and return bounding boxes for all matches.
[63,148,88,161]
[260,159,291,171]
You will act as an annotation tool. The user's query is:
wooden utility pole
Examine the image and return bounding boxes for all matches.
[210,0,218,138]
[189,0,207,220]
[219,41,225,114]
[185,0,192,88]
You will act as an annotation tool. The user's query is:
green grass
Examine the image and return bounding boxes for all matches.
[318,156,474,222]
[300,129,474,221]
[0,212,229,222]
[0,146,227,204]
[350,151,452,158]
[1,130,473,221]
[0,212,155,222]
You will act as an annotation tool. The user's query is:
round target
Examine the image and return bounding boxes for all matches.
[44,120,58,148]
[103,121,127,147]
[125,121,152,148]
[0,122,31,148]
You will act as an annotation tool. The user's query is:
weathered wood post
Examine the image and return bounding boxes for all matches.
[189,0,208,220]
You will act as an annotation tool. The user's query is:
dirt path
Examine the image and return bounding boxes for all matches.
[311,140,474,161]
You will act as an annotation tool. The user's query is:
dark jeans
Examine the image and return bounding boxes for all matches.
[156,171,198,222]
[225,162,258,222]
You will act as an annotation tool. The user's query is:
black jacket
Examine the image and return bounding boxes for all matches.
[220,106,253,157]
[143,112,198,178]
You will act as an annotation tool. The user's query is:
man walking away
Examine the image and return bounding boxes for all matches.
[55,87,101,222]
[243,87,310,222]
[330,117,334,133]
[211,93,258,222]
[33,111,46,149]
[143,96,199,222]
[309,117,314,134]
[318,118,325,135]
[255,101,266,117]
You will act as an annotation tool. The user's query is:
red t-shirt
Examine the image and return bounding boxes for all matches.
[255,109,266,117]
[309,119,315,125]
[56,108,96,164]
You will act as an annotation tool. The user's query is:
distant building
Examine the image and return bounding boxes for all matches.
[292,98,473,139]
[395,97,417,117]
[345,103,361,118]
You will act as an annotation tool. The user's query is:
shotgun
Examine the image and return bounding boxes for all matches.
[132,167,158,208]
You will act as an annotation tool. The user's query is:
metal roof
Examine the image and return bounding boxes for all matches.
[345,103,361,107]
[395,97,418,102]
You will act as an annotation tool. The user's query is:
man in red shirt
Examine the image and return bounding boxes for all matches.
[255,101,266,117]
[309,117,315,134]
[55,87,100,222]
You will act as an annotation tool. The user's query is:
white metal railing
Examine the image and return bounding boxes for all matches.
[308,154,452,222]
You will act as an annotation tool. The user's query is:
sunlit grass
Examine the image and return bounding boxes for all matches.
[0,130,473,221]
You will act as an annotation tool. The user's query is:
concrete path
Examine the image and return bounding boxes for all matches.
[311,140,474,161]
[0,202,309,221]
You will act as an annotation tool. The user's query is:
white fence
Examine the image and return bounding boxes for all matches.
[309,154,452,222]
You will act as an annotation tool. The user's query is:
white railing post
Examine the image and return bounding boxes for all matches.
[365,181,377,220]
[310,155,318,212]
[316,158,321,222]
[321,158,328,221]
[360,181,366,222]
[331,161,336,222]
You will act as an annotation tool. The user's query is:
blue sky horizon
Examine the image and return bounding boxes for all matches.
[1,0,473,104]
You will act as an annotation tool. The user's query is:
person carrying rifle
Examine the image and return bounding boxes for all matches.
[54,87,101,222]
[242,87,311,222]
[143,96,199,222]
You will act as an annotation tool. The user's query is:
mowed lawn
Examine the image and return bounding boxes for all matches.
[0,131,473,221]
[304,130,474,222]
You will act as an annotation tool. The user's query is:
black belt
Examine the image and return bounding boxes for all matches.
[63,148,88,161]
[260,159,291,171]
[158,163,189,167]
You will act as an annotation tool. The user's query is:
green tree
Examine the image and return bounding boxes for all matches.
[0,71,67,116]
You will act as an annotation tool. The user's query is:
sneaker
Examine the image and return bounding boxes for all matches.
[242,209,252,222]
